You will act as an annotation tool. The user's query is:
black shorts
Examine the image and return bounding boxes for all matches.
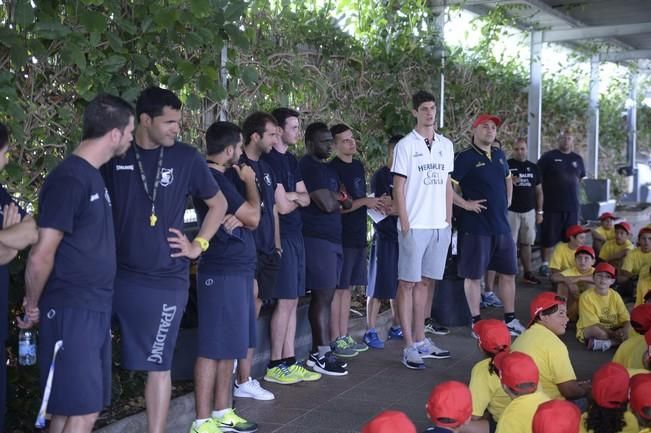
[540,211,578,248]
[457,233,517,279]
[256,250,281,300]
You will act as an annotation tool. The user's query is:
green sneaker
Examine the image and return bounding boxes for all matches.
[332,336,358,357]
[344,335,368,352]
[190,419,222,433]
[288,362,322,382]
[213,409,257,433]
[263,363,301,385]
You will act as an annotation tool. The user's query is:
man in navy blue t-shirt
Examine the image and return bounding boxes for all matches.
[329,124,384,356]
[452,114,525,337]
[300,122,352,376]
[102,87,226,433]
[260,108,320,385]
[19,94,134,433]
[0,122,38,429]
[190,121,260,433]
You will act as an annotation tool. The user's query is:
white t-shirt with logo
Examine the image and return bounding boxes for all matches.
[391,130,454,229]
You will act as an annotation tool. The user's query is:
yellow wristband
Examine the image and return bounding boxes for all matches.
[193,236,209,252]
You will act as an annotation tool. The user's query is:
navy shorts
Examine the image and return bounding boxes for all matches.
[196,272,255,360]
[273,236,306,299]
[457,233,517,279]
[339,247,368,288]
[1,336,6,428]
[367,236,398,299]
[113,277,188,371]
[540,211,578,248]
[38,306,111,416]
[304,237,343,290]
[256,251,281,300]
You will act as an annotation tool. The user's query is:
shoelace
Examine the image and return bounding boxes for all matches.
[279,363,292,376]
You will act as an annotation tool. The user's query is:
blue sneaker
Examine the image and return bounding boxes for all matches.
[481,291,504,308]
[363,330,384,349]
[387,326,404,340]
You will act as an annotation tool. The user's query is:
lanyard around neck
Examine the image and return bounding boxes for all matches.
[133,144,164,226]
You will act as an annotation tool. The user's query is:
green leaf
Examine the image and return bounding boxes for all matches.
[224,1,247,21]
[33,21,72,39]
[121,87,140,103]
[167,74,185,90]
[223,24,249,48]
[190,0,210,16]
[185,93,203,110]
[14,0,35,27]
[89,32,101,47]
[10,44,28,68]
[103,55,127,72]
[105,32,124,51]
[79,10,107,33]
[240,66,257,85]
[177,61,197,78]
[202,65,219,81]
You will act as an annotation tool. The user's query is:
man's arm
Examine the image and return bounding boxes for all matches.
[393,175,409,234]
[0,214,38,250]
[233,165,261,229]
[273,205,281,250]
[310,189,343,213]
[341,196,382,214]
[557,380,589,400]
[446,175,453,224]
[505,176,513,208]
[452,183,487,213]
[535,184,543,224]
[274,183,298,215]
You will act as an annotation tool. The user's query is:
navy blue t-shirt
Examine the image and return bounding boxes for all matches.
[299,155,342,244]
[261,148,303,238]
[537,149,585,213]
[102,142,220,290]
[371,166,398,242]
[195,168,256,276]
[508,158,540,213]
[228,152,277,255]
[39,155,116,311]
[0,185,26,341]
[329,157,367,248]
[451,145,511,235]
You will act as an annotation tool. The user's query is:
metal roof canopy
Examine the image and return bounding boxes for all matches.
[435,0,651,179]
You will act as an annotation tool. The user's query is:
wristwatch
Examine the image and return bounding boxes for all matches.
[536,210,544,215]
[193,236,209,252]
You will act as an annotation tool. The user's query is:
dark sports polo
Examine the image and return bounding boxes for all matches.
[39,155,116,311]
[261,148,303,238]
[537,149,585,212]
[329,157,367,248]
[228,151,277,255]
[507,158,540,213]
[298,154,342,244]
[194,168,256,275]
[452,145,511,235]
[102,142,219,290]
[371,166,398,242]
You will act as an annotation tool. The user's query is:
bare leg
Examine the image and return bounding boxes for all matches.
[520,244,533,274]
[308,288,336,350]
[397,280,416,347]
[330,289,343,339]
[485,270,497,292]
[413,278,433,342]
[339,288,351,336]
[281,299,298,358]
[214,359,235,411]
[62,413,99,433]
[464,278,482,317]
[237,280,261,384]
[583,325,610,341]
[145,370,172,433]
[194,357,217,419]
[390,298,400,327]
[542,247,554,263]
[497,274,516,313]
[424,280,435,320]
[49,415,67,433]
[270,299,295,361]
[366,297,381,329]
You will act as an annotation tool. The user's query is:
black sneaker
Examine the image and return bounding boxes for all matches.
[311,352,348,376]
[307,352,347,369]
[523,272,541,284]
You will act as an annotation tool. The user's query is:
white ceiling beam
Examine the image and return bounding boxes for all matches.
[543,22,651,43]
[600,49,651,62]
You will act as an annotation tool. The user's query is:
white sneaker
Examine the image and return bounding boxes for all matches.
[506,318,525,336]
[588,338,613,352]
[233,377,275,401]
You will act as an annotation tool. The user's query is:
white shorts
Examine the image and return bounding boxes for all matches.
[508,209,536,245]
[398,227,451,282]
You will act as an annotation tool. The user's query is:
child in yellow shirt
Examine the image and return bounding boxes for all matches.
[630,373,651,433]
[592,212,617,254]
[553,245,595,321]
[577,262,631,351]
[620,227,651,303]
[550,225,590,278]
[599,222,634,270]
[613,304,651,369]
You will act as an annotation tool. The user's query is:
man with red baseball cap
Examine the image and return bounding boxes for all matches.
[532,400,581,433]
[553,245,596,321]
[494,351,550,433]
[630,373,651,432]
[592,212,617,253]
[425,381,473,433]
[577,262,631,351]
[549,225,590,280]
[613,304,651,369]
[537,128,585,277]
[467,320,512,433]
[451,114,525,337]
[620,227,651,304]
[362,410,416,433]
[512,292,590,402]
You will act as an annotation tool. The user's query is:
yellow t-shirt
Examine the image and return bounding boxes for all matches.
[495,391,550,433]
[613,334,647,369]
[550,242,577,272]
[628,368,649,377]
[511,324,577,400]
[622,248,651,276]
[469,358,512,421]
[599,239,634,261]
[576,288,630,342]
[579,411,639,433]
[640,428,651,433]
[595,226,616,241]
[635,275,651,306]
[561,266,595,292]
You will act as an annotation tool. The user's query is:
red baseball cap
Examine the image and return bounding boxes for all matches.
[472,319,511,354]
[574,245,595,258]
[532,400,581,433]
[494,351,539,393]
[472,114,502,128]
[362,411,416,433]
[529,292,567,327]
[566,225,590,239]
[639,227,651,238]
[426,381,472,428]
[630,304,651,334]
[630,373,651,421]
[594,262,617,278]
[615,221,632,234]
[591,362,630,409]
[599,212,617,221]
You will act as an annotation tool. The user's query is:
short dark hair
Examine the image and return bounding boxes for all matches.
[0,123,8,150]
[272,107,300,128]
[136,86,182,120]
[330,123,351,139]
[242,111,277,145]
[412,90,436,110]
[82,93,134,141]
[305,122,329,144]
[205,122,242,156]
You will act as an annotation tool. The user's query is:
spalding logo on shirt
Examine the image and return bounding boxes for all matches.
[160,168,174,187]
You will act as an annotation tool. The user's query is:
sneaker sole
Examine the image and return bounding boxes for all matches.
[431,329,450,336]
[313,365,348,376]
[297,374,322,382]
[262,376,302,385]
[233,391,275,401]
[401,359,425,370]
[333,351,359,358]
[352,346,369,352]
[219,425,257,433]
[420,353,451,359]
